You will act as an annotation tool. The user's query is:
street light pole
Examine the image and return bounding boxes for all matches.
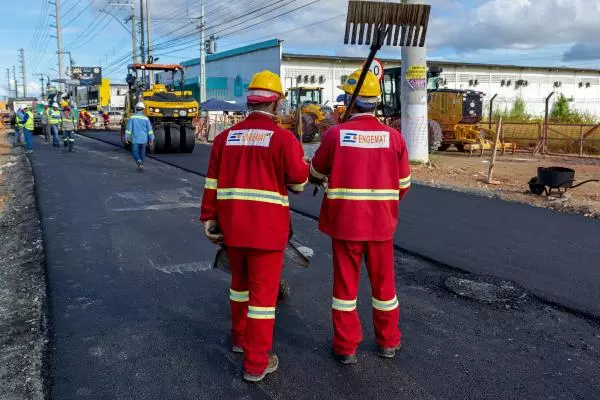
[198,3,206,103]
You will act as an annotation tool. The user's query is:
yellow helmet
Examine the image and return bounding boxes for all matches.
[248,70,284,97]
[340,69,381,97]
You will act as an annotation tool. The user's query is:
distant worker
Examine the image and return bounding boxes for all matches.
[49,103,62,147]
[40,102,50,143]
[17,105,34,153]
[309,70,411,364]
[83,110,92,130]
[78,109,85,130]
[102,110,110,129]
[13,108,23,147]
[124,102,154,171]
[60,105,77,152]
[200,70,309,382]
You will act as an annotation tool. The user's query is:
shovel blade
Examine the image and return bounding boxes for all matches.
[344,1,430,47]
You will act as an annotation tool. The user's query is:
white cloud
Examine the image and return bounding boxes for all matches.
[429,0,600,53]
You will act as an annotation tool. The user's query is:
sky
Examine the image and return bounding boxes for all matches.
[1,0,600,98]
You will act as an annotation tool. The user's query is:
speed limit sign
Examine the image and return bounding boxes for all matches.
[369,58,384,81]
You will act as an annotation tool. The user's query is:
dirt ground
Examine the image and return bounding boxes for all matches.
[0,130,47,400]
[411,150,600,219]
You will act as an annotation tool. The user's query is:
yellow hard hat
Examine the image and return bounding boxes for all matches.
[248,70,284,97]
[340,69,381,97]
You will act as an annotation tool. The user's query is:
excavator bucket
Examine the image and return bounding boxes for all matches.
[344,1,430,47]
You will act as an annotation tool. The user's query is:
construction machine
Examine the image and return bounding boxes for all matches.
[278,86,336,143]
[380,66,515,153]
[122,64,198,153]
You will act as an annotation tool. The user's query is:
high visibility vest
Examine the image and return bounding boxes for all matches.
[49,110,61,125]
[15,114,22,127]
[24,111,34,131]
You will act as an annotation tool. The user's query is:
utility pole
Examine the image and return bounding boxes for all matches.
[13,66,19,98]
[400,0,429,163]
[51,0,65,93]
[6,68,12,98]
[130,3,138,64]
[35,74,46,97]
[18,48,27,97]
[108,1,138,64]
[146,0,154,84]
[139,0,146,63]
[198,3,206,103]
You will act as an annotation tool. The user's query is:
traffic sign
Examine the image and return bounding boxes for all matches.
[369,58,384,81]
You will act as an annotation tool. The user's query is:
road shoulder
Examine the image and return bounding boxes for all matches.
[0,132,48,400]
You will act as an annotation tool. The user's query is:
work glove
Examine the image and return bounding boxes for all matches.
[203,220,224,245]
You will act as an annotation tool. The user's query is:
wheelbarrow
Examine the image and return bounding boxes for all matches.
[528,166,599,196]
[211,225,311,301]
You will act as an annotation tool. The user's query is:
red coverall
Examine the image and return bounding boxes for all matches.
[310,114,411,355]
[200,112,309,375]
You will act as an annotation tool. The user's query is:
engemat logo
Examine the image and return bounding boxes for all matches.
[226,129,273,147]
[340,130,390,148]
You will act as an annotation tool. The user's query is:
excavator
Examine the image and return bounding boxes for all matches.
[278,86,336,143]
[122,64,198,153]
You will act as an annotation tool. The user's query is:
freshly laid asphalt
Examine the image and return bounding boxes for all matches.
[31,135,600,400]
[82,130,600,319]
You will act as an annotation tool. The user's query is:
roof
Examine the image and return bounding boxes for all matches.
[128,63,182,71]
[282,53,600,74]
[200,98,246,112]
[182,39,281,67]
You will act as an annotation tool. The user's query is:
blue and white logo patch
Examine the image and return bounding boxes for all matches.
[226,129,273,147]
[340,130,390,148]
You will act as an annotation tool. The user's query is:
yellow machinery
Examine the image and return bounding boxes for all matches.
[381,66,515,153]
[122,64,199,153]
[278,86,336,143]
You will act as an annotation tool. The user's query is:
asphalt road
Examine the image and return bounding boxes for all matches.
[82,130,600,319]
[31,134,600,400]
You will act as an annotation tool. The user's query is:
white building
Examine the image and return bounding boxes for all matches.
[109,83,128,111]
[158,39,600,117]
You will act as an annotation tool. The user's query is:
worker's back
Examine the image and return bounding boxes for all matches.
[311,114,411,241]
[201,112,308,250]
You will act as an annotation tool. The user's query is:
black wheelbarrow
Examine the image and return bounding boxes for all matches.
[211,225,311,301]
[528,166,598,196]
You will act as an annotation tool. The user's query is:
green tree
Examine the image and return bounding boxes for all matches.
[551,94,572,121]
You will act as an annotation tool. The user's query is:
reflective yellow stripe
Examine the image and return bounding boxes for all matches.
[372,296,399,311]
[205,178,218,190]
[310,164,326,180]
[332,297,357,311]
[326,188,399,201]
[287,179,308,192]
[229,288,249,302]
[248,305,276,319]
[399,175,411,189]
[217,188,289,206]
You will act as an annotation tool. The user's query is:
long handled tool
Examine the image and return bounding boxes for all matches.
[341,0,431,122]
[312,1,431,196]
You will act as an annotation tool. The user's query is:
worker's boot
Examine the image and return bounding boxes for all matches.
[68,141,74,153]
[243,353,278,382]
[136,160,144,171]
[377,344,402,359]
[333,352,358,365]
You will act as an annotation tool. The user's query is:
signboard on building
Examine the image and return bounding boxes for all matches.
[71,66,102,86]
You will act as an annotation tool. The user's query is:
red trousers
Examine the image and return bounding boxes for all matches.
[331,239,401,355]
[228,247,284,375]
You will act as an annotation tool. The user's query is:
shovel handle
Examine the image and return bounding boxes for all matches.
[342,25,390,123]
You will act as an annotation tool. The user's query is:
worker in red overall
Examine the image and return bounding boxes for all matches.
[102,110,110,129]
[310,70,411,364]
[200,70,309,382]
